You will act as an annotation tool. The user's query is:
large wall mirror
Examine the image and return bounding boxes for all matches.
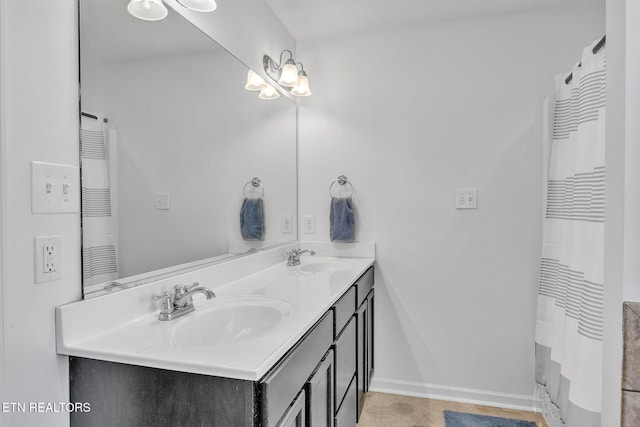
[79,0,297,298]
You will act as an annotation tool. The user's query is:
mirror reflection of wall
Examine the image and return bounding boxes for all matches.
[80,0,297,297]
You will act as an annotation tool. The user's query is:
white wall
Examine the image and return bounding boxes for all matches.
[83,51,296,278]
[0,1,82,426]
[623,0,640,302]
[297,5,605,408]
[0,1,295,426]
[0,0,6,412]
[602,0,631,424]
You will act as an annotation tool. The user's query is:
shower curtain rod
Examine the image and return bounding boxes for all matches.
[565,35,606,85]
[81,111,109,123]
[81,112,97,120]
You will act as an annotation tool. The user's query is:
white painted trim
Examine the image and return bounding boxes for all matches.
[0,0,6,404]
[369,377,542,413]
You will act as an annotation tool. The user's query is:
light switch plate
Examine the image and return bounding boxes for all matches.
[456,188,477,209]
[281,215,293,233]
[34,236,62,283]
[155,193,170,210]
[31,161,80,213]
[303,215,316,234]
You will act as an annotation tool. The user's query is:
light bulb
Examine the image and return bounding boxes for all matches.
[245,70,267,91]
[176,0,217,12]
[278,60,299,87]
[259,85,280,100]
[291,73,312,97]
[127,0,168,21]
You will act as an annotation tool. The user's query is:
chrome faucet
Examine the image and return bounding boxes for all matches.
[287,249,316,266]
[152,282,216,321]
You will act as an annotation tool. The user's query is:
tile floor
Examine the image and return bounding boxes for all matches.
[357,392,548,427]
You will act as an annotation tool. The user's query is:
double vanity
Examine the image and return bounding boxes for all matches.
[56,244,375,427]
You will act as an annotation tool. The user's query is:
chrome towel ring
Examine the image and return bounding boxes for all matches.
[243,177,264,198]
[329,175,354,197]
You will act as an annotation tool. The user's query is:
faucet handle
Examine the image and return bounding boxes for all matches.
[153,291,173,301]
[152,291,174,313]
[173,282,200,297]
[174,284,186,297]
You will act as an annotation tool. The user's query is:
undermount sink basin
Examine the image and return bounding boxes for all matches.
[299,259,351,273]
[170,297,297,348]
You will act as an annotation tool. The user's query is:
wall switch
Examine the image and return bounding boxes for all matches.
[155,193,170,210]
[31,161,80,214]
[281,215,293,233]
[456,188,477,209]
[34,236,62,283]
[303,215,316,234]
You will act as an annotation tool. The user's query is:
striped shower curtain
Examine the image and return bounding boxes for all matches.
[81,116,119,288]
[535,39,606,427]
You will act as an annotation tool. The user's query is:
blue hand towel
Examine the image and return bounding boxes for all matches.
[330,197,355,242]
[240,197,264,241]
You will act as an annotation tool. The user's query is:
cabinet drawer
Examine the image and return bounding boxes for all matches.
[261,311,334,427]
[355,267,374,308]
[333,286,355,338]
[335,377,357,427]
[334,316,356,411]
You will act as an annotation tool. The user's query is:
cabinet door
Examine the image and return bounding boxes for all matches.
[334,316,356,410]
[307,350,334,427]
[366,290,375,390]
[335,377,357,427]
[277,390,306,427]
[356,300,368,419]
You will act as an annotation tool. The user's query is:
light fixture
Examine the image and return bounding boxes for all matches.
[263,50,312,97]
[127,0,169,21]
[259,84,280,100]
[245,70,268,91]
[277,57,299,87]
[176,0,217,12]
[290,68,312,97]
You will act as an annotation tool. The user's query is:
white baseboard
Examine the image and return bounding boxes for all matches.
[369,377,542,413]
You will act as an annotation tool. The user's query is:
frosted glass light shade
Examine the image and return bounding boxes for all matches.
[127,0,168,21]
[245,70,268,91]
[291,74,312,97]
[176,0,217,12]
[278,60,299,87]
[259,85,280,100]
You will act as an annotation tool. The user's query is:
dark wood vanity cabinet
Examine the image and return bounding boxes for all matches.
[69,266,374,427]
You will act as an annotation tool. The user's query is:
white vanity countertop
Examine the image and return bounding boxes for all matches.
[56,255,374,381]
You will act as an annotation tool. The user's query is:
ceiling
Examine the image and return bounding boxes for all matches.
[264,0,604,41]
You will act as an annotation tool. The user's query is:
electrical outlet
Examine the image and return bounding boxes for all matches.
[35,236,62,283]
[43,242,56,272]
